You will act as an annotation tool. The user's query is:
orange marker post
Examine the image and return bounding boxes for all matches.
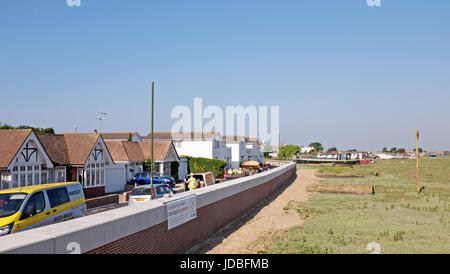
[416,129,420,194]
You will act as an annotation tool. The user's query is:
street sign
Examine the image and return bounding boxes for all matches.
[167,195,197,231]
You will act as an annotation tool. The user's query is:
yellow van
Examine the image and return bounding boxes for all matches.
[0,182,87,237]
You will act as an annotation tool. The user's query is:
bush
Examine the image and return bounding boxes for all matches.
[171,161,179,182]
[188,157,227,179]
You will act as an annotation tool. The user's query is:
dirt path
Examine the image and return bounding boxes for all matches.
[186,168,318,254]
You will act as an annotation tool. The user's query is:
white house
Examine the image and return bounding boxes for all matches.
[223,136,247,168]
[0,129,57,191]
[143,132,232,166]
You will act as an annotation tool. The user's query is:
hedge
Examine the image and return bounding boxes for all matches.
[187,157,227,179]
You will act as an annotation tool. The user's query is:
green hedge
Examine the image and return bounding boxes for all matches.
[187,157,227,179]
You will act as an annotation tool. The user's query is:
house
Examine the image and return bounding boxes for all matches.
[100,132,143,142]
[222,136,264,168]
[104,140,183,182]
[300,146,315,154]
[36,133,117,197]
[223,135,247,168]
[143,132,231,165]
[245,137,264,163]
[0,129,57,191]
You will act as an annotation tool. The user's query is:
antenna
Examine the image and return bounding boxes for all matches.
[97,112,108,133]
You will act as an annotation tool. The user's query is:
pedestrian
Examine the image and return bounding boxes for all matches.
[187,174,198,191]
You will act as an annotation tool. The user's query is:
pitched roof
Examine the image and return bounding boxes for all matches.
[144,131,219,141]
[59,133,100,165]
[139,141,174,161]
[105,140,175,162]
[37,134,70,165]
[223,135,246,143]
[0,129,32,169]
[100,132,138,140]
[104,140,129,162]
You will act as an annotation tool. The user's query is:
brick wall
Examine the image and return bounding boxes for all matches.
[83,186,105,198]
[85,194,120,209]
[87,165,296,254]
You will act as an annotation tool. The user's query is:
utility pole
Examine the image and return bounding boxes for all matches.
[150,82,155,198]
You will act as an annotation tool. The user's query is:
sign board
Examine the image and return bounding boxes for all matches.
[167,195,197,231]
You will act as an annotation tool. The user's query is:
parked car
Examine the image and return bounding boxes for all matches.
[128,184,174,205]
[131,172,176,188]
[0,182,86,237]
[184,172,217,191]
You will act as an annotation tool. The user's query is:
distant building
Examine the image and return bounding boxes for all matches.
[143,132,232,166]
[101,132,143,142]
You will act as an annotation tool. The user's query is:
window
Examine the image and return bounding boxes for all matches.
[41,172,47,184]
[26,173,32,186]
[20,174,26,187]
[20,192,45,220]
[34,173,39,185]
[156,185,167,195]
[47,187,70,208]
[86,170,91,186]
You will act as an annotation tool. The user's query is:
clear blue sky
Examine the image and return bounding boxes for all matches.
[1,0,449,151]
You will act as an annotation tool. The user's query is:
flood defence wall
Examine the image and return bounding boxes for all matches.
[0,162,296,254]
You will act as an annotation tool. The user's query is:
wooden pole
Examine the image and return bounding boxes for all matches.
[151,81,155,198]
[416,129,420,194]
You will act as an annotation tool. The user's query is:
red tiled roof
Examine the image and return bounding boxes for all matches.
[59,133,100,165]
[105,140,174,162]
[37,134,70,165]
[0,129,32,168]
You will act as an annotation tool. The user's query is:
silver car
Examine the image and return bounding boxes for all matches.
[128,184,174,205]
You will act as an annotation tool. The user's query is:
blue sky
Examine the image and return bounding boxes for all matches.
[1,0,449,151]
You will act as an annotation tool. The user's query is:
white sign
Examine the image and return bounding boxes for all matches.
[167,195,197,230]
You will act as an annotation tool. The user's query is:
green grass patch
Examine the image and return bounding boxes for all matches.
[265,157,450,254]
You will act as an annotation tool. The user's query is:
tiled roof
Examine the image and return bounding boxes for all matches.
[105,140,174,162]
[0,129,32,168]
[139,141,173,161]
[59,133,100,165]
[37,134,70,165]
[100,132,138,140]
[104,140,129,162]
[144,131,218,141]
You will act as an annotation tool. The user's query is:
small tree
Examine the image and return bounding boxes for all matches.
[382,147,388,153]
[278,145,300,160]
[309,142,323,153]
[390,147,397,153]
[327,147,338,153]
[127,133,132,142]
[397,148,406,153]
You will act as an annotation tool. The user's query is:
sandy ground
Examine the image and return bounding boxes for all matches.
[186,168,318,254]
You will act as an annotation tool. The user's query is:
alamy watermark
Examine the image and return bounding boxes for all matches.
[66,0,81,7]
[366,0,381,7]
[170,98,279,145]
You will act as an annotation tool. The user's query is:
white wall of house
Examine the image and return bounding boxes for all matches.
[105,165,126,193]
[174,139,231,165]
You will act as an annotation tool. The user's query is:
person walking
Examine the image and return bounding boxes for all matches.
[187,174,198,191]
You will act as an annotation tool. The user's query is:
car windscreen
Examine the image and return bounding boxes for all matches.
[0,193,28,218]
[131,188,153,196]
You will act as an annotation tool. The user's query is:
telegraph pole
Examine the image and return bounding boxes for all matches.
[150,82,155,198]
